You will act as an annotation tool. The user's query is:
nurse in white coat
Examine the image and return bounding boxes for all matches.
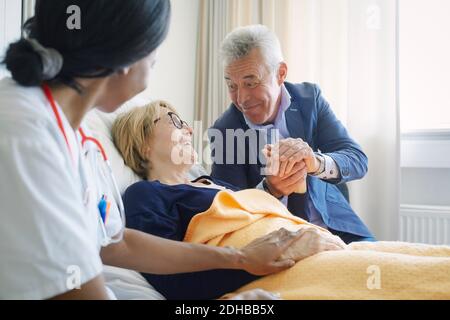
[0,0,299,300]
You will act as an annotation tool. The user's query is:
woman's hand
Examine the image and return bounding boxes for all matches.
[238,228,302,275]
[279,226,347,262]
[222,289,281,300]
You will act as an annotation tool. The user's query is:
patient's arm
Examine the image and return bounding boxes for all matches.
[101,227,299,276]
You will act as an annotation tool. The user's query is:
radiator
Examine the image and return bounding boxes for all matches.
[399,205,450,245]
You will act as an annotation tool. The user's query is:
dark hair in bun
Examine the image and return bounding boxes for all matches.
[4,39,44,87]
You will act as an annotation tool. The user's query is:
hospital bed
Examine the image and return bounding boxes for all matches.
[85,97,207,300]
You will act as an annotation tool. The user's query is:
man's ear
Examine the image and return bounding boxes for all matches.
[277,62,288,85]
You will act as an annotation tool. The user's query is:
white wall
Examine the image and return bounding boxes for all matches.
[401,168,450,206]
[138,0,200,126]
[400,131,450,207]
[0,0,22,79]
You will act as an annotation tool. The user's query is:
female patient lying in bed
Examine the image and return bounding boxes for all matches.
[112,100,345,299]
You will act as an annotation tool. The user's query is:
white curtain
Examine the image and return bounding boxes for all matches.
[286,0,400,240]
[345,0,399,241]
[22,0,35,22]
[194,0,230,129]
[195,0,400,240]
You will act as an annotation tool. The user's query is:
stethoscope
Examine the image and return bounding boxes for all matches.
[42,83,125,247]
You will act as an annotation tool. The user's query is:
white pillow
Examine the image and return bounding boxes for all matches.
[84,97,144,194]
[84,96,207,194]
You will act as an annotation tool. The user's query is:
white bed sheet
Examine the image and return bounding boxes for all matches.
[103,265,165,300]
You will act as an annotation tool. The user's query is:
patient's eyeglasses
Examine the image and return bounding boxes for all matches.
[154,112,189,129]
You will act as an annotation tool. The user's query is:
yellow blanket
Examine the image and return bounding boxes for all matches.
[184,189,450,299]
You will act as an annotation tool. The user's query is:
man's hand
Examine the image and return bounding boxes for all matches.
[262,138,320,197]
[238,228,303,275]
[279,226,347,262]
[265,138,320,176]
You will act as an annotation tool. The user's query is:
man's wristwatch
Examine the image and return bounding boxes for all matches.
[310,153,326,176]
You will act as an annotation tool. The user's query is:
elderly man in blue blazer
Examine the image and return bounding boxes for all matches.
[209,25,374,243]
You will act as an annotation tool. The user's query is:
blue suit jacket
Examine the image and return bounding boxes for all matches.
[209,82,373,238]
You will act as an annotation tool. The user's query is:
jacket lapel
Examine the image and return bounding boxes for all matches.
[285,94,306,140]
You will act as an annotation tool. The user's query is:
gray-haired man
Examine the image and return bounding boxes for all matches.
[209,25,374,244]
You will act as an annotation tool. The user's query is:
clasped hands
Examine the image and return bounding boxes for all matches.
[262,138,320,198]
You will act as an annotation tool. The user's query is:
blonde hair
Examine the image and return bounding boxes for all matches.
[112,100,177,179]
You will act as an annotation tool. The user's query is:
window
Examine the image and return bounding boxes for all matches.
[399,0,450,132]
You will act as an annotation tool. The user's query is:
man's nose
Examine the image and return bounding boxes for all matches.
[237,87,250,107]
